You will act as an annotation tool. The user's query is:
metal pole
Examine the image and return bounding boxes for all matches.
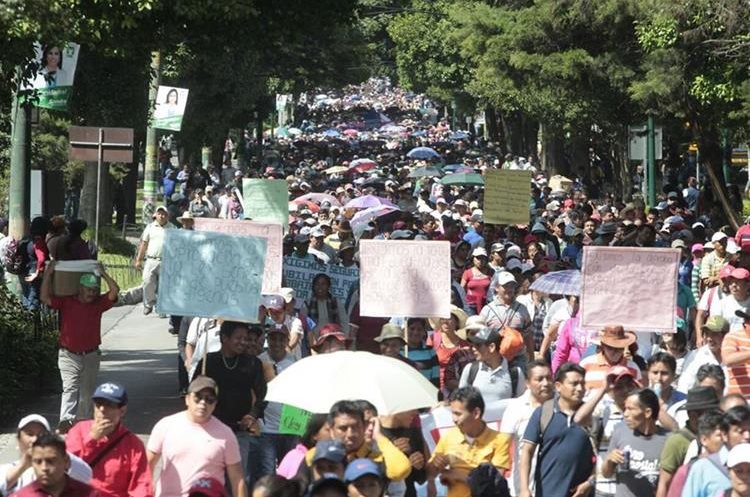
[722,128,731,184]
[8,90,31,240]
[646,116,656,206]
[95,128,103,249]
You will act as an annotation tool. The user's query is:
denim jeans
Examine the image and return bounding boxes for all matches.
[261,433,299,472]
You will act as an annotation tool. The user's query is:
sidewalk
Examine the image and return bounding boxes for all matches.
[0,303,182,463]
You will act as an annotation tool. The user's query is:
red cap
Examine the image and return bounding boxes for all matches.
[314,324,349,349]
[188,477,226,497]
[731,268,750,280]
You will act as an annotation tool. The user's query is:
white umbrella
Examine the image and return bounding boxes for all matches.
[265,351,439,414]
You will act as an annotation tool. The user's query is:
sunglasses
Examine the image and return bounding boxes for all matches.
[193,393,217,405]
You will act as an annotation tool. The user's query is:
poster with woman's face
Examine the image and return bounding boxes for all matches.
[153,86,189,132]
[23,42,80,111]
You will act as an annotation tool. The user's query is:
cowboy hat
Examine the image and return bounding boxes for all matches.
[428,305,468,331]
[598,325,636,349]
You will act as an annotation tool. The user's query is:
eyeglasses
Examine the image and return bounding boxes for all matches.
[193,393,217,405]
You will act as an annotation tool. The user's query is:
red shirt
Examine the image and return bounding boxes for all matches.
[48,295,114,352]
[65,421,153,497]
[12,476,99,497]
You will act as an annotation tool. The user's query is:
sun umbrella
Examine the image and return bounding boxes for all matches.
[265,351,439,414]
[323,129,340,137]
[288,127,302,136]
[343,129,359,136]
[345,194,396,209]
[529,269,581,296]
[440,173,484,186]
[289,200,320,213]
[324,166,349,175]
[351,205,401,230]
[407,147,441,160]
[408,166,443,178]
[294,193,342,207]
[449,131,470,141]
[349,158,378,173]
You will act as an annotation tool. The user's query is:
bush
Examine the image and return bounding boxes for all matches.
[0,283,59,422]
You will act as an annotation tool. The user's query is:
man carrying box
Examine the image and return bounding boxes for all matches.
[41,261,119,434]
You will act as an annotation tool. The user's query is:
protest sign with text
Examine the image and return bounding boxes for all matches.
[358,240,451,318]
[193,218,282,293]
[242,179,289,230]
[484,169,532,225]
[282,257,359,304]
[157,230,266,322]
[580,246,679,332]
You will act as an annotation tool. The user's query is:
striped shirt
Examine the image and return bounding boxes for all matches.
[721,328,750,399]
[580,352,641,391]
[407,346,440,387]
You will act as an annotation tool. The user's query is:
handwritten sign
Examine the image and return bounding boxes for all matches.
[283,257,359,304]
[484,170,532,225]
[242,179,289,230]
[157,230,266,322]
[193,218,283,293]
[278,405,313,436]
[358,240,451,318]
[580,246,679,332]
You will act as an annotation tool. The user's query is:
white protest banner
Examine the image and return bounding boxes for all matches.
[580,246,679,332]
[358,240,451,318]
[282,257,359,304]
[193,218,282,294]
[419,400,509,453]
[157,230,266,322]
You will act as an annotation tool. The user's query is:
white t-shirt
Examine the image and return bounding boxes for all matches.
[499,390,539,496]
[713,294,750,331]
[148,412,241,497]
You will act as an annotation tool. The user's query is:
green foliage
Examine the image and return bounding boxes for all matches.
[0,284,59,422]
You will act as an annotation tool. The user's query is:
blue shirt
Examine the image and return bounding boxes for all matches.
[522,403,595,497]
[463,230,484,248]
[680,449,729,497]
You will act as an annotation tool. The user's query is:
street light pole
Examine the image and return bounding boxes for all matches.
[646,115,656,206]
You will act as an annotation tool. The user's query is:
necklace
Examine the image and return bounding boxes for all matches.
[222,354,239,370]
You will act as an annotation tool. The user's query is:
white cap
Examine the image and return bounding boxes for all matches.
[472,247,488,257]
[506,245,522,259]
[728,443,750,468]
[436,197,447,205]
[495,271,517,286]
[711,232,728,242]
[17,414,50,431]
[279,287,295,303]
[263,294,285,310]
[727,239,740,254]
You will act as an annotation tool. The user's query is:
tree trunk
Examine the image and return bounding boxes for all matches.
[484,105,500,145]
[79,161,113,231]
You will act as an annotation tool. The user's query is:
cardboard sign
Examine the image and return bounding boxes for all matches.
[242,179,289,230]
[157,230,266,322]
[278,405,313,436]
[484,170,531,225]
[193,218,283,293]
[51,260,99,296]
[358,240,451,318]
[580,247,680,332]
[282,257,359,304]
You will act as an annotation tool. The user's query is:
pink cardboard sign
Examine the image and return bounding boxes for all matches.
[580,246,680,332]
[193,218,282,294]
[358,240,451,318]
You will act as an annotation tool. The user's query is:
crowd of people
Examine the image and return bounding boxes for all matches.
[4,77,750,497]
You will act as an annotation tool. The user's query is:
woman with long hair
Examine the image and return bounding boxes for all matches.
[301,273,350,345]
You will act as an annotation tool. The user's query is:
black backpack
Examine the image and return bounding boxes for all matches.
[2,238,30,275]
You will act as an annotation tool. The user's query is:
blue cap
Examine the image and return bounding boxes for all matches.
[310,474,347,496]
[344,459,383,482]
[655,201,669,211]
[313,440,347,464]
[92,382,128,405]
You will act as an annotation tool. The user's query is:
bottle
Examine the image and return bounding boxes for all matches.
[618,448,631,473]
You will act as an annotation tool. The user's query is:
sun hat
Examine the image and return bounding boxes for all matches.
[598,325,637,348]
[428,305,468,331]
[374,324,406,344]
[679,386,720,411]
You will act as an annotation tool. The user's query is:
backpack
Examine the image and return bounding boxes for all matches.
[466,360,521,398]
[2,238,29,275]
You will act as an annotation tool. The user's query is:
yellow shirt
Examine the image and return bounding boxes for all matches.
[429,426,511,497]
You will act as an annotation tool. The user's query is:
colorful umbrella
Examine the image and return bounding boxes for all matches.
[408,166,443,178]
[294,193,341,207]
[529,269,581,296]
[351,205,401,230]
[345,194,397,209]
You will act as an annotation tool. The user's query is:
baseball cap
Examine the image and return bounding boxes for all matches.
[702,315,730,334]
[263,294,285,310]
[188,477,227,497]
[506,245,522,259]
[607,365,639,385]
[490,243,505,254]
[279,288,295,304]
[720,265,736,280]
[17,414,50,432]
[314,324,349,350]
[188,375,218,395]
[671,239,686,249]
[732,268,750,280]
[494,271,517,286]
[711,232,728,242]
[92,382,128,405]
[506,259,523,272]
[691,243,705,253]
[655,201,668,211]
[311,227,325,238]
[79,273,99,288]
[345,459,383,482]
[312,440,347,464]
[728,443,750,469]
[155,205,168,213]
[468,327,500,346]
[310,475,347,497]
[472,247,488,258]
[436,197,447,205]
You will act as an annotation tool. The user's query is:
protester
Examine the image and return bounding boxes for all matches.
[134,205,173,315]
[10,434,99,497]
[65,383,152,497]
[40,262,119,433]
[147,376,246,497]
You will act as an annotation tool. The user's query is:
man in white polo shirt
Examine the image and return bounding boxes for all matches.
[134,206,173,315]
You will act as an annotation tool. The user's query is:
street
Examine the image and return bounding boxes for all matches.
[0,304,181,464]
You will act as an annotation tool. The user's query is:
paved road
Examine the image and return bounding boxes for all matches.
[0,304,182,463]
